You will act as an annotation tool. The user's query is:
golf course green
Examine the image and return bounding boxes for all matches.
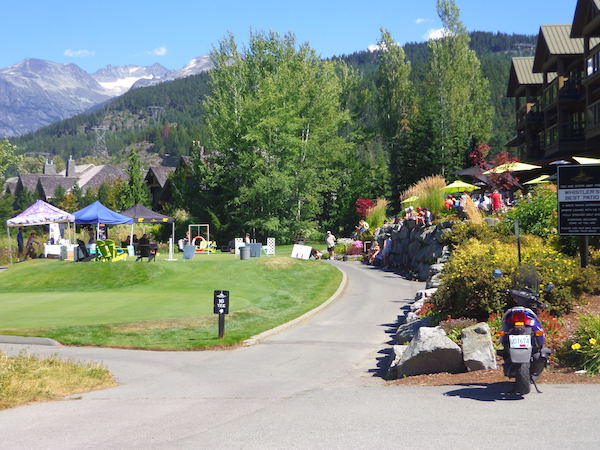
[0,253,342,349]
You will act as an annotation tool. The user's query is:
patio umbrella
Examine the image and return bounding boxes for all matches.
[573,156,600,164]
[400,196,419,204]
[482,162,541,174]
[523,175,551,185]
[442,180,478,192]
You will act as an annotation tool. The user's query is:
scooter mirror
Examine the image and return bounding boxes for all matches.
[545,283,554,292]
[492,269,503,279]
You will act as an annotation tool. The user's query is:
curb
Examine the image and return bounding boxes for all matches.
[0,335,61,346]
[242,264,348,346]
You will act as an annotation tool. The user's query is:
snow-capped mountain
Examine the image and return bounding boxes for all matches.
[92,63,171,96]
[0,59,111,137]
[130,55,213,89]
[0,55,213,137]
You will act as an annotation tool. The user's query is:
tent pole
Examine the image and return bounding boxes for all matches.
[130,224,134,246]
[7,225,12,265]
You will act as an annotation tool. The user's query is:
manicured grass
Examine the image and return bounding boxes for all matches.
[0,252,341,349]
[0,351,115,410]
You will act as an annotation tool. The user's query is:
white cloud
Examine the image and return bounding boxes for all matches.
[64,49,95,57]
[147,46,167,56]
[415,18,431,24]
[424,28,451,41]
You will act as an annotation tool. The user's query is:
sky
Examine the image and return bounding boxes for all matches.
[0,0,581,73]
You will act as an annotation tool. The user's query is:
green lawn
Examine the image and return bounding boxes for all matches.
[0,251,341,349]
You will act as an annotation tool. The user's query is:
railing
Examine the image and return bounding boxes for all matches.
[587,100,600,129]
[542,80,558,109]
[543,123,585,148]
[544,124,558,147]
[517,102,543,126]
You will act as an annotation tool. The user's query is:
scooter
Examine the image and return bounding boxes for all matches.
[493,265,553,395]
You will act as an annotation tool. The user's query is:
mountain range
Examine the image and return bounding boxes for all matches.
[0,55,213,137]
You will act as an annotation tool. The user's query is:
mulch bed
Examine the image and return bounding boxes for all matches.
[389,295,600,386]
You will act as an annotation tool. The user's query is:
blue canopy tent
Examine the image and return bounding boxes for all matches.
[73,201,134,241]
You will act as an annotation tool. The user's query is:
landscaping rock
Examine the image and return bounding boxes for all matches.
[410,298,425,312]
[405,311,419,323]
[391,345,408,367]
[461,322,497,371]
[396,315,435,344]
[396,327,465,377]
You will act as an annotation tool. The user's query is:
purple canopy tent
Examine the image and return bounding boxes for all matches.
[6,200,75,264]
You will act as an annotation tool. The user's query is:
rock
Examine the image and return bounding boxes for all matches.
[410,299,425,312]
[461,322,497,371]
[428,263,445,276]
[405,311,420,323]
[396,316,435,344]
[484,218,500,227]
[425,274,441,289]
[396,327,465,377]
[391,344,408,366]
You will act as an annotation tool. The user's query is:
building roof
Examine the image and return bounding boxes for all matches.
[77,165,128,191]
[507,57,556,97]
[4,177,18,195]
[37,176,78,199]
[532,25,590,72]
[146,166,175,188]
[571,0,600,38]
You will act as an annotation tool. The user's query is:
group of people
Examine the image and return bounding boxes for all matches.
[444,189,509,216]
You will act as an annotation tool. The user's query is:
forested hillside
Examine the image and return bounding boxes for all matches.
[11,31,535,167]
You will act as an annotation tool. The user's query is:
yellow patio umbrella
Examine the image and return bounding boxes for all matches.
[442,180,478,192]
[482,162,541,174]
[573,156,600,164]
[523,175,551,185]
[401,196,419,204]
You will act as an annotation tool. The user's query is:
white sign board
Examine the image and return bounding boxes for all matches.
[291,244,312,260]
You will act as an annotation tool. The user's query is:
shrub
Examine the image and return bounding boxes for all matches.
[431,239,516,319]
[504,186,557,238]
[355,198,374,219]
[400,175,446,217]
[442,221,509,249]
[560,314,600,374]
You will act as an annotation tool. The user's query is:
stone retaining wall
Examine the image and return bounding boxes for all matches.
[372,220,455,281]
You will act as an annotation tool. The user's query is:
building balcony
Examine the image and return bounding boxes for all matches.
[517,103,544,130]
[586,99,600,139]
[543,123,586,157]
[542,78,584,110]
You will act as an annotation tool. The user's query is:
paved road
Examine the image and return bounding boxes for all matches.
[1,262,600,449]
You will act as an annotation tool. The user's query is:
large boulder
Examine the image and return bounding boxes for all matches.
[396,315,435,344]
[396,327,465,377]
[461,322,497,371]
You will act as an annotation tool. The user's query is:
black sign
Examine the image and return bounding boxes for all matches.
[558,165,600,236]
[213,290,229,314]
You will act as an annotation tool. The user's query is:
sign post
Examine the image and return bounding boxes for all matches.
[213,290,229,339]
[557,165,600,267]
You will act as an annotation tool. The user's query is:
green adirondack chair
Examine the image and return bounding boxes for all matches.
[105,239,127,262]
[95,240,111,262]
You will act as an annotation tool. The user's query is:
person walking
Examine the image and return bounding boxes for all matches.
[326,231,336,259]
[16,227,24,262]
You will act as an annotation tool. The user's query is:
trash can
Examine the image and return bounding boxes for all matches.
[240,246,251,260]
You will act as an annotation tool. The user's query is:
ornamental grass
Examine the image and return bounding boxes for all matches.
[400,175,446,217]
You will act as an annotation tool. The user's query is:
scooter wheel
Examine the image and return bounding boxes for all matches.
[514,363,531,395]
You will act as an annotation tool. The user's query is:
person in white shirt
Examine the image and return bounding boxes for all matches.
[326,231,336,258]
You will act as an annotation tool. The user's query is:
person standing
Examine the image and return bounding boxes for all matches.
[491,189,503,213]
[326,231,336,259]
[16,227,24,262]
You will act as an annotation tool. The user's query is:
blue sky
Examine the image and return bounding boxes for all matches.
[1,0,580,73]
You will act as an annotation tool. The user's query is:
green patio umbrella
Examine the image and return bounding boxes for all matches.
[442,180,478,192]
[400,196,419,204]
[523,175,551,185]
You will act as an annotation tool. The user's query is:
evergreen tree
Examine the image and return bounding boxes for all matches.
[52,185,66,207]
[420,0,493,176]
[15,187,36,211]
[125,146,149,208]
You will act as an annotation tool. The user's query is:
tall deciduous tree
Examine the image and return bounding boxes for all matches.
[202,31,350,240]
[0,139,21,183]
[420,0,493,176]
[374,28,418,210]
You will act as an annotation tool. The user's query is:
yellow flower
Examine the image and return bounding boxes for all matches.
[572,343,582,350]
[590,338,597,346]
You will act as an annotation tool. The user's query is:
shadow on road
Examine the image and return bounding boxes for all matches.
[368,302,412,379]
[443,382,526,401]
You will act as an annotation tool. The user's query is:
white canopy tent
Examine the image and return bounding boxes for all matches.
[6,200,75,264]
